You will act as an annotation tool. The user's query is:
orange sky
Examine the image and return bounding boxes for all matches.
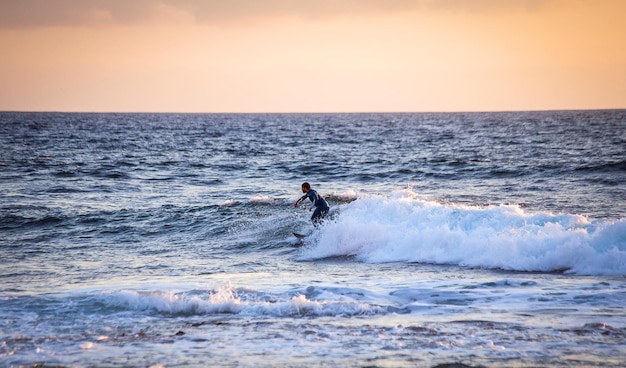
[1,0,625,112]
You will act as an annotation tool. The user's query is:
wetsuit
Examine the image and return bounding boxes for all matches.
[297,189,330,225]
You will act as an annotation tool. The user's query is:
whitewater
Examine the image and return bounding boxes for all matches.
[302,191,626,275]
[1,111,625,367]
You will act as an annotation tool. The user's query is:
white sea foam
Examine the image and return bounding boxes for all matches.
[250,195,278,205]
[101,284,385,317]
[330,189,358,199]
[300,191,626,276]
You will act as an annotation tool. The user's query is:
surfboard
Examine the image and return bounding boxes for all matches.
[293,232,306,239]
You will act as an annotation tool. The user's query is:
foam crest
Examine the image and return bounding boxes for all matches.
[300,192,626,275]
[100,284,385,317]
[250,195,280,205]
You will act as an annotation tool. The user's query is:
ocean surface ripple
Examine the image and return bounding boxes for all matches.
[1,111,625,367]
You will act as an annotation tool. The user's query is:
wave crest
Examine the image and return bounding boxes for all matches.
[100,284,386,317]
[299,192,626,276]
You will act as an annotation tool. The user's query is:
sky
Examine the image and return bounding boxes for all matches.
[0,0,625,113]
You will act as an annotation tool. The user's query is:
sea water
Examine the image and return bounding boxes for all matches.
[1,111,625,367]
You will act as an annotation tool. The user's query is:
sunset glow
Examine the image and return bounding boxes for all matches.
[1,0,625,112]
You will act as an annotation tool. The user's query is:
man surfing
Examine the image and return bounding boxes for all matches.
[294,182,330,226]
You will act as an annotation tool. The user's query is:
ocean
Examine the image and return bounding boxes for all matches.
[1,110,625,367]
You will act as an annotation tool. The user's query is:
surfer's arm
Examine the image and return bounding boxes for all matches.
[294,194,308,207]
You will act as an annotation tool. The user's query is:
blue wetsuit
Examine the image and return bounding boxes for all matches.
[298,189,330,225]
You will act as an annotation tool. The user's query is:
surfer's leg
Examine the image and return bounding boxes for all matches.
[311,208,323,226]
[311,207,329,226]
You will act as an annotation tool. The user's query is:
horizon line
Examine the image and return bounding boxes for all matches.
[2,107,625,115]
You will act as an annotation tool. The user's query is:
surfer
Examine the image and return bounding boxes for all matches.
[294,182,329,226]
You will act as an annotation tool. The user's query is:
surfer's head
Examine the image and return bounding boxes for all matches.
[301,182,311,193]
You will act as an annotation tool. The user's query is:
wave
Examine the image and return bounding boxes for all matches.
[298,190,626,276]
[98,285,389,317]
[575,160,626,174]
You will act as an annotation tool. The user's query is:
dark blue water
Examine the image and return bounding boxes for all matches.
[1,111,625,367]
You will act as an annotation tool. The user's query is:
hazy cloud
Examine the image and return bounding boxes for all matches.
[423,0,560,13]
[0,0,419,28]
[0,0,153,28]
[0,0,564,28]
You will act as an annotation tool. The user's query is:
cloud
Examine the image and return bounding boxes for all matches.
[0,0,152,28]
[422,0,560,13]
[0,0,567,28]
[0,0,420,28]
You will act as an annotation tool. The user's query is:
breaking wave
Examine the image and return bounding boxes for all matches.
[299,191,626,276]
